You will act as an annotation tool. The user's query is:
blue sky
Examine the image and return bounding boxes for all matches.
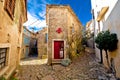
[24,0,92,32]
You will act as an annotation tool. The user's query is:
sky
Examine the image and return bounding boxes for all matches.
[23,0,92,32]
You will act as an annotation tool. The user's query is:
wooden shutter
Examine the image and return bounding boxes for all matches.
[19,16,22,33]
[4,0,16,20]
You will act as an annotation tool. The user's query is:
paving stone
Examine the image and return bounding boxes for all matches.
[36,73,42,80]
[16,50,116,80]
[66,67,71,71]
[73,79,79,80]
[52,64,65,71]
[41,75,54,80]
[98,76,108,80]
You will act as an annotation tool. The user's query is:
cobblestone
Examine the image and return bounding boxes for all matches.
[16,50,116,80]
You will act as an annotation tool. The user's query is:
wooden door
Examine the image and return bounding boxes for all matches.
[54,41,64,59]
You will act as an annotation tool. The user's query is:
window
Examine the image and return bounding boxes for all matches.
[0,48,7,70]
[4,0,16,20]
[45,33,48,43]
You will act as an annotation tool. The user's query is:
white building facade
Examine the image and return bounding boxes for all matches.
[91,0,120,78]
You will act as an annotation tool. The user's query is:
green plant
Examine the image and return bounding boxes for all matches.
[75,33,82,54]
[81,37,87,46]
[10,77,18,80]
[95,31,104,64]
[108,33,118,51]
[0,76,6,80]
[95,30,118,67]
[67,31,82,60]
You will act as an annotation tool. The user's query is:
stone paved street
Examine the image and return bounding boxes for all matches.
[16,50,116,80]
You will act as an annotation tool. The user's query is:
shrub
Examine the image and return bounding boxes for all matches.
[0,76,6,80]
[95,30,118,67]
[10,77,18,80]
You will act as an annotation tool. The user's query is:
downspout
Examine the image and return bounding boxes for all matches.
[92,9,95,48]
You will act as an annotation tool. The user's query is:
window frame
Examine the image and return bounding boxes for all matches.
[4,0,16,20]
[0,48,7,70]
[0,43,10,76]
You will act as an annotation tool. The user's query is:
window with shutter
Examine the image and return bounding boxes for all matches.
[4,0,16,20]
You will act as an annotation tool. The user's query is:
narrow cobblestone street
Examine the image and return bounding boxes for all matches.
[16,49,116,80]
[1,0,120,79]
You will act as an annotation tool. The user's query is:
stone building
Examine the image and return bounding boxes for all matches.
[29,32,38,57]
[85,20,94,48]
[36,27,48,59]
[46,5,82,64]
[21,26,38,59]
[0,0,27,79]
[91,0,120,78]
[21,26,31,59]
[86,20,94,38]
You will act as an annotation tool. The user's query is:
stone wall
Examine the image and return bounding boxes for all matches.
[0,0,27,78]
[29,34,38,56]
[46,5,82,64]
[37,27,48,59]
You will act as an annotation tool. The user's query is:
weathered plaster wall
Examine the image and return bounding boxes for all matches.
[0,0,27,78]
[102,0,120,77]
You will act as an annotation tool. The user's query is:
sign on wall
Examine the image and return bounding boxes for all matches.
[56,28,62,34]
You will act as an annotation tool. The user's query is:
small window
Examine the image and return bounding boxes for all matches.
[45,33,48,43]
[4,0,16,20]
[0,48,7,70]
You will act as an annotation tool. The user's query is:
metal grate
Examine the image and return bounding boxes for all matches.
[0,48,7,69]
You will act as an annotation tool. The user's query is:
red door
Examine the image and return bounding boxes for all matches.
[54,41,64,59]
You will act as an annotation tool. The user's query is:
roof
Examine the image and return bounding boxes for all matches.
[23,26,35,34]
[46,4,82,27]
[86,20,92,28]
